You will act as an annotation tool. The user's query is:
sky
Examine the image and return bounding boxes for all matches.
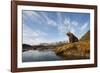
[22,10,90,45]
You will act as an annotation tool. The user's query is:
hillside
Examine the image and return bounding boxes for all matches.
[22,44,33,52]
[22,44,33,49]
[80,31,90,41]
[54,31,90,60]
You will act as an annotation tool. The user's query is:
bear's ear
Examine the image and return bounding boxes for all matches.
[69,32,73,35]
[69,32,71,34]
[66,32,69,36]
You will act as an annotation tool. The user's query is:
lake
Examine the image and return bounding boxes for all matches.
[22,49,64,62]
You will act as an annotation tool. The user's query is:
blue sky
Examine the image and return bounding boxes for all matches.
[22,10,90,45]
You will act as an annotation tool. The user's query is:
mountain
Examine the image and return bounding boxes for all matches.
[22,44,33,49]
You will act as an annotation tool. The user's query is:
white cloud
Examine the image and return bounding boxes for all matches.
[23,11,41,18]
[57,16,89,39]
[57,12,62,24]
[23,25,39,37]
[79,22,89,38]
[23,11,46,25]
[56,13,69,34]
[23,37,46,45]
[71,21,78,27]
[47,19,57,26]
[81,22,89,30]
[57,17,71,34]
[23,11,90,44]
[40,12,57,27]
[23,24,48,45]
[63,18,71,31]
[58,25,67,34]
[23,35,59,45]
[64,18,70,25]
[70,27,76,34]
[23,11,58,30]
[23,24,66,45]
[40,12,49,21]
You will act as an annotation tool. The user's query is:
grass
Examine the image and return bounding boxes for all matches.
[54,31,90,60]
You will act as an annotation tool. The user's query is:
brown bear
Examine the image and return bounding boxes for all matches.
[67,32,78,43]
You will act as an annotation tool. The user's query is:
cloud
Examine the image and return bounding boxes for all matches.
[23,35,59,45]
[40,12,49,21]
[71,21,78,27]
[22,11,90,45]
[23,25,39,37]
[56,13,67,34]
[47,19,57,26]
[81,22,89,30]
[23,24,48,45]
[23,24,66,45]
[57,12,62,24]
[57,17,71,34]
[78,22,89,38]
[23,37,46,45]
[63,18,71,31]
[40,12,57,27]
[23,11,58,28]
[57,16,81,36]
[57,16,90,39]
[23,10,41,19]
[57,25,67,34]
[23,10,46,26]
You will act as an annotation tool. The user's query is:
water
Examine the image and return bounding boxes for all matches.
[22,49,63,62]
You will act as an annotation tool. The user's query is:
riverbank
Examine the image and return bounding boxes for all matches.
[54,41,90,59]
[54,31,90,60]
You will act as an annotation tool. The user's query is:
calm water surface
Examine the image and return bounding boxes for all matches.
[22,49,64,62]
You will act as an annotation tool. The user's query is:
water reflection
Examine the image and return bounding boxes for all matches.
[22,49,63,62]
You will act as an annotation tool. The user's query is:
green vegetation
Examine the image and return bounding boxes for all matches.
[54,31,90,60]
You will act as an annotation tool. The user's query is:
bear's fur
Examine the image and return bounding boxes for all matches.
[67,32,78,43]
